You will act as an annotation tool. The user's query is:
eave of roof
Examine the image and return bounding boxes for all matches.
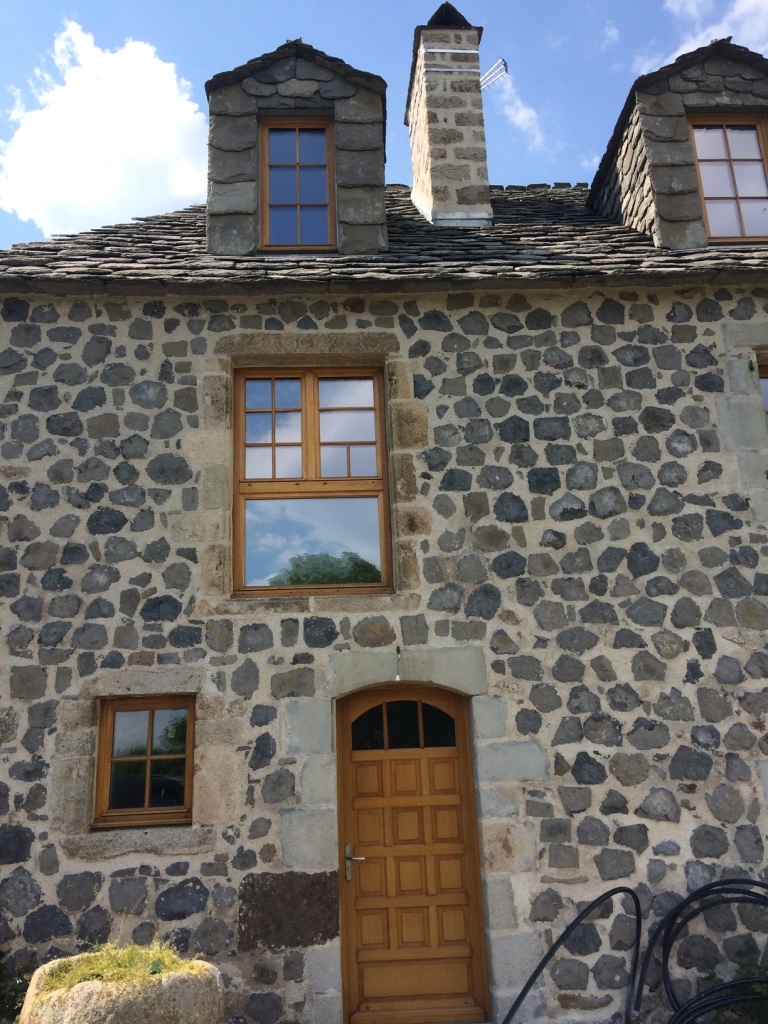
[3,185,768,297]
[588,38,768,207]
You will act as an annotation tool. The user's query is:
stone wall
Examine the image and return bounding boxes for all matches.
[405,25,492,228]
[1,284,768,1022]
[590,47,768,248]
[206,42,387,256]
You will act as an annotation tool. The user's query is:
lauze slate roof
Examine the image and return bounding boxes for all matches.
[2,185,768,295]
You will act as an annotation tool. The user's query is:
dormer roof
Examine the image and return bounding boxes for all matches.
[205,39,386,98]
[590,38,768,204]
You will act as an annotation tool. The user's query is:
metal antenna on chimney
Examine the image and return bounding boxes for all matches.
[480,57,508,91]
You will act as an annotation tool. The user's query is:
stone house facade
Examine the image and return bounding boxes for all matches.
[2,6,768,1024]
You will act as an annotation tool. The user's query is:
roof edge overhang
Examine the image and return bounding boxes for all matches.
[588,38,768,207]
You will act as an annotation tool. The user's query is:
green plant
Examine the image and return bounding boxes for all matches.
[41,941,203,994]
[0,949,33,1021]
[709,962,768,1024]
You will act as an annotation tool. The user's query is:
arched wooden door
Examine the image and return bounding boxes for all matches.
[338,684,490,1024]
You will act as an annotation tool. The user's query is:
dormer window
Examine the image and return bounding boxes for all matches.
[690,117,768,240]
[261,120,336,250]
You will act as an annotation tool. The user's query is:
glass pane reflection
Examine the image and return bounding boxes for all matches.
[706,199,741,236]
[694,126,727,159]
[149,760,185,807]
[387,701,420,748]
[700,162,734,197]
[320,446,348,477]
[320,378,374,408]
[727,125,761,159]
[245,379,271,409]
[320,410,375,442]
[300,206,329,245]
[274,447,302,478]
[352,705,385,750]
[741,199,768,235]
[423,703,456,747]
[270,207,298,245]
[269,129,296,163]
[299,129,327,163]
[244,497,381,587]
[152,710,187,755]
[109,761,145,809]
[112,710,149,757]
[734,162,768,197]
[275,379,301,408]
[246,413,272,444]
[245,448,272,478]
[275,412,301,443]
[270,166,297,204]
[300,166,327,203]
[350,445,377,476]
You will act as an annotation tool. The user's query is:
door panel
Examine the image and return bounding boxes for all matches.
[338,685,489,1024]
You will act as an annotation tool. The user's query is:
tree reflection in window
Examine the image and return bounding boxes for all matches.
[351,700,456,751]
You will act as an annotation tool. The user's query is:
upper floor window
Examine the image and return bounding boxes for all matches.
[259,120,336,250]
[760,362,768,410]
[233,368,392,596]
[691,117,768,240]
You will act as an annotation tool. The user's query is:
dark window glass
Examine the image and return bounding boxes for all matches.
[270,207,298,246]
[352,704,384,750]
[386,700,420,749]
[149,759,186,807]
[300,206,329,245]
[109,761,145,809]
[299,129,327,163]
[269,129,296,163]
[422,703,456,747]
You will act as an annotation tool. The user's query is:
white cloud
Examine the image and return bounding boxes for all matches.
[0,21,207,237]
[600,21,620,50]
[580,153,600,173]
[665,0,768,60]
[494,75,545,151]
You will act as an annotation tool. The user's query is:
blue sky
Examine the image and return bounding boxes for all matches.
[1,0,767,249]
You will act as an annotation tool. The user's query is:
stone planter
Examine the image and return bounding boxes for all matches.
[18,955,225,1024]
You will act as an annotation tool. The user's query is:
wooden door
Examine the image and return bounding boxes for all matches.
[338,685,490,1024]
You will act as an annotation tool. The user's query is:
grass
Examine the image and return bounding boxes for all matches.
[40,941,204,994]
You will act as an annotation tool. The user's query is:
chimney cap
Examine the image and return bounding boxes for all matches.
[426,3,473,29]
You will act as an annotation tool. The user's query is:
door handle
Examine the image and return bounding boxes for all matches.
[344,843,366,882]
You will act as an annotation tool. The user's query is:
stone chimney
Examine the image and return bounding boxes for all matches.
[405,3,493,228]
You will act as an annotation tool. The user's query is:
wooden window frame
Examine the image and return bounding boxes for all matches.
[259,118,337,252]
[689,114,768,243]
[92,695,195,830]
[232,367,393,598]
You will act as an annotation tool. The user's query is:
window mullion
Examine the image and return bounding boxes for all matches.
[305,371,320,480]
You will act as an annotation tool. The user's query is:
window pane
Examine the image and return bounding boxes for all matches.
[423,703,456,747]
[269,129,296,163]
[727,125,762,159]
[275,411,302,443]
[321,445,348,477]
[320,378,374,408]
[299,129,327,163]
[270,207,298,245]
[246,413,272,444]
[275,379,301,409]
[152,709,188,755]
[244,497,382,586]
[350,445,377,476]
[699,162,735,197]
[300,166,327,204]
[112,710,149,757]
[693,125,727,159]
[740,199,768,235]
[761,375,768,409]
[734,162,768,198]
[246,447,273,478]
[320,410,376,442]
[352,705,385,751]
[109,761,146,809]
[706,199,741,236]
[387,701,420,749]
[275,446,302,478]
[299,206,329,245]
[149,759,186,807]
[245,379,271,409]
[269,166,297,204]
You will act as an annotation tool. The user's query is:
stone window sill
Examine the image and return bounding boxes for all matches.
[60,826,215,861]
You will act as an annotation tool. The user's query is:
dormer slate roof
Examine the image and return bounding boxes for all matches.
[4,185,768,295]
[205,39,386,98]
[589,38,768,207]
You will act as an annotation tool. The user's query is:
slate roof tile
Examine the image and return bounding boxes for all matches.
[1,184,768,295]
